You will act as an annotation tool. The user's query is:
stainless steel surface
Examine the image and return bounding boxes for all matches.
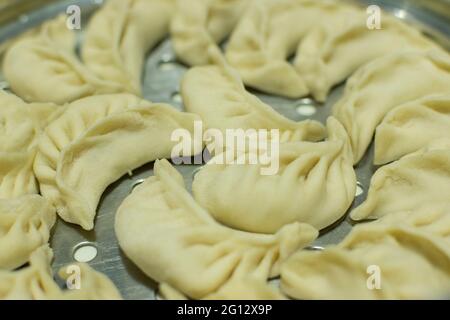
[0,0,448,299]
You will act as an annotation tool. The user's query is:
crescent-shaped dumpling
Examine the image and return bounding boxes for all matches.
[3,18,122,104]
[296,15,440,101]
[225,0,359,98]
[34,93,153,215]
[332,50,450,164]
[350,140,450,221]
[83,0,174,95]
[0,195,55,270]
[0,245,122,299]
[115,159,318,300]
[374,94,450,165]
[171,0,249,66]
[192,117,356,234]
[181,58,325,143]
[35,99,201,230]
[280,222,450,299]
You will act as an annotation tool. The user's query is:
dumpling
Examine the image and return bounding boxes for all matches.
[0,90,60,154]
[115,159,318,300]
[34,93,153,215]
[0,90,61,198]
[160,260,287,300]
[225,0,359,98]
[83,0,174,95]
[296,14,440,101]
[192,117,356,234]
[374,94,450,165]
[0,14,75,61]
[350,140,450,221]
[332,50,450,164]
[0,245,122,300]
[3,18,122,104]
[35,98,201,230]
[374,206,450,241]
[171,0,249,66]
[280,223,450,299]
[0,195,55,270]
[0,153,37,198]
[181,56,325,143]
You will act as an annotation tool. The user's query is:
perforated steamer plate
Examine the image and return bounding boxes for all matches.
[0,0,449,300]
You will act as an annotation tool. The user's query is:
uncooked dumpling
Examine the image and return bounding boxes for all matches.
[296,14,440,101]
[0,153,37,198]
[332,50,450,164]
[0,90,61,198]
[225,0,359,98]
[181,57,325,143]
[192,117,356,233]
[3,18,122,104]
[171,0,249,66]
[115,159,318,300]
[83,0,174,94]
[34,93,153,218]
[0,195,55,270]
[374,94,450,165]
[281,223,450,299]
[35,98,201,230]
[350,140,450,221]
[0,245,122,300]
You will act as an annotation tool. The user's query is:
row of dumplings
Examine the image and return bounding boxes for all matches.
[0,0,449,299]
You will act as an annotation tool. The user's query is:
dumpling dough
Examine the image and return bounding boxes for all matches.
[171,0,249,66]
[332,50,450,164]
[350,140,450,221]
[0,245,122,300]
[0,195,55,270]
[3,17,122,104]
[34,94,153,220]
[225,0,359,98]
[181,57,325,143]
[296,14,440,101]
[0,90,61,198]
[280,222,450,299]
[192,117,356,233]
[115,159,318,300]
[83,0,174,95]
[375,94,450,165]
[35,97,201,230]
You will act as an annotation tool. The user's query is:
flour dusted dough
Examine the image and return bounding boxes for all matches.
[296,15,440,101]
[181,58,325,143]
[225,0,359,98]
[35,97,201,230]
[0,246,122,299]
[83,0,174,95]
[3,17,122,104]
[192,117,356,233]
[0,195,55,270]
[0,91,61,198]
[375,94,450,165]
[333,50,450,164]
[280,223,450,299]
[350,140,450,221]
[115,159,317,299]
[171,0,249,66]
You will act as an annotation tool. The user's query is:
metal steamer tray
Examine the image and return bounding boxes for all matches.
[0,0,449,300]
